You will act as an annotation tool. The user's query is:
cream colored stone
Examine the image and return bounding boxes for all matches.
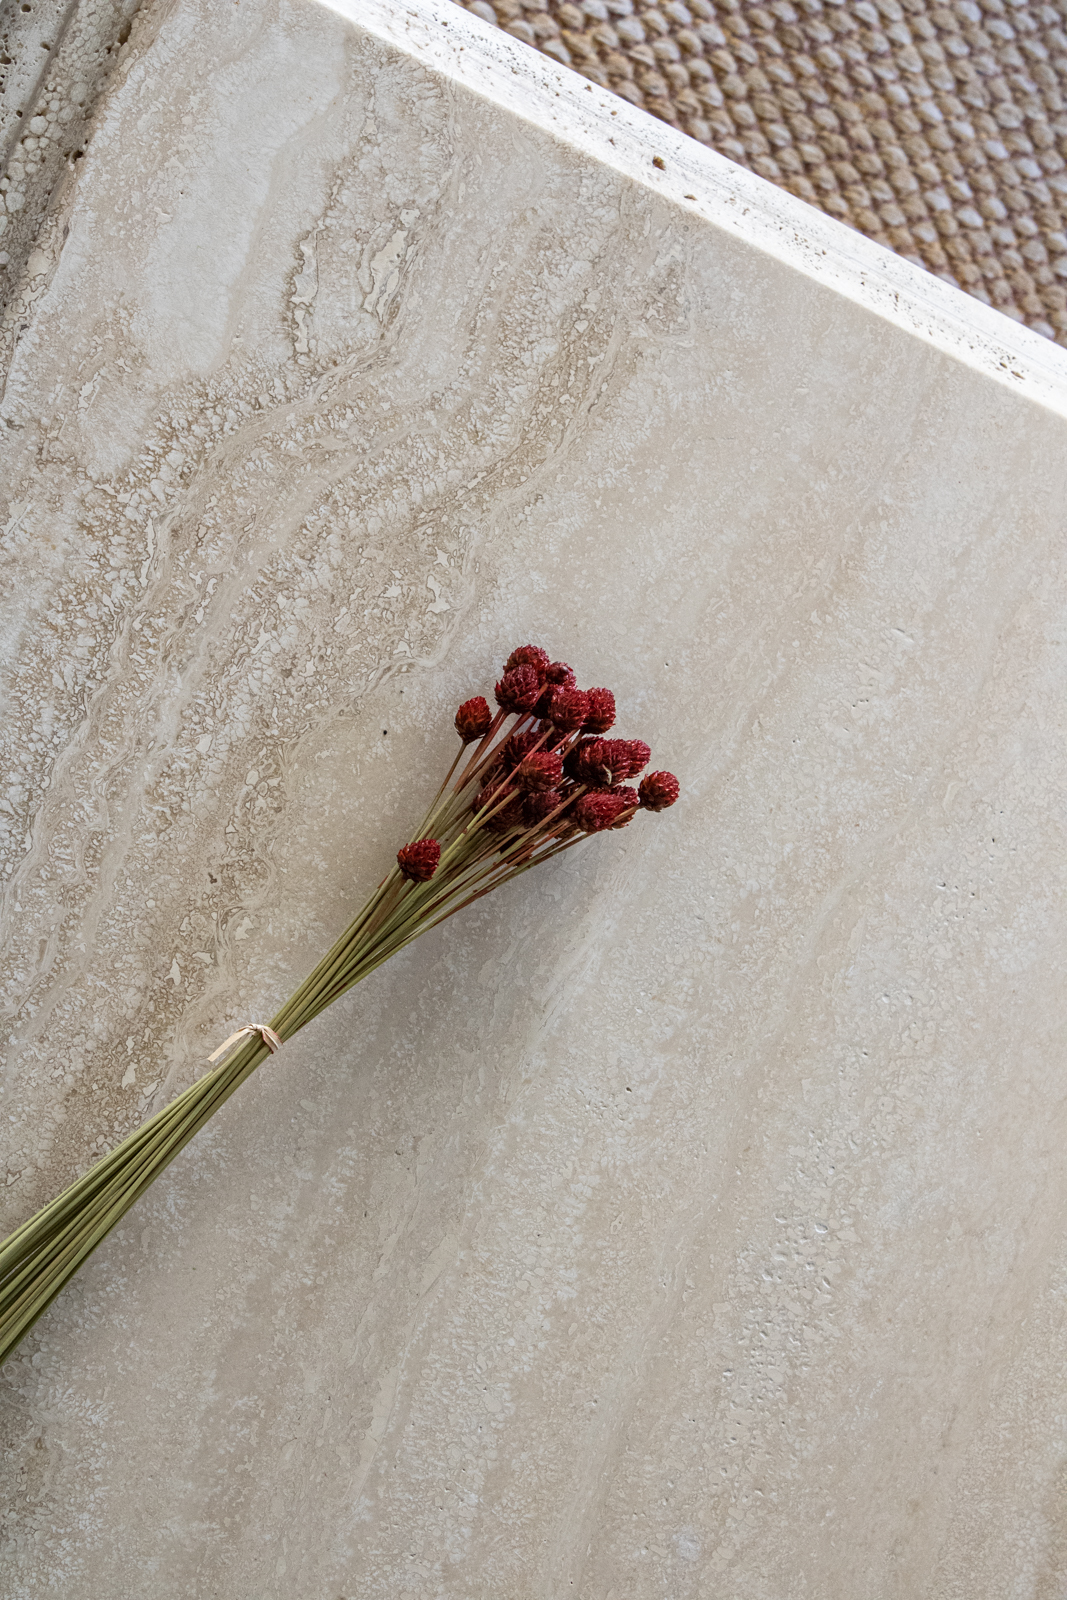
[1,0,1067,1595]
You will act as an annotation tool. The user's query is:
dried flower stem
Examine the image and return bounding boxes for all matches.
[0,650,677,1366]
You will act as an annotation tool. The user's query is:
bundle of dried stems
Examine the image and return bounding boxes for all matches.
[0,647,678,1365]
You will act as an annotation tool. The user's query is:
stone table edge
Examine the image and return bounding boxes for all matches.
[336,0,1067,422]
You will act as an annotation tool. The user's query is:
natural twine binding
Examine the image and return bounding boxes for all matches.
[208,1024,283,1064]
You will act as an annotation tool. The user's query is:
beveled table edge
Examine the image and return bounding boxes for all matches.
[326,0,1067,421]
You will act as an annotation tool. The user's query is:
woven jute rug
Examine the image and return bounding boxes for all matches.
[450,0,1067,347]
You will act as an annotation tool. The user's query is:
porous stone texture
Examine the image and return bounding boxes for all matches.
[0,0,143,311]
[1,0,1067,1595]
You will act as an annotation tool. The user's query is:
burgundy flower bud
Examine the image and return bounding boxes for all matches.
[583,688,616,735]
[565,737,611,786]
[504,645,551,676]
[564,736,648,786]
[455,696,492,743]
[609,786,639,826]
[534,661,576,716]
[495,664,542,714]
[546,686,590,733]
[604,739,651,782]
[504,645,551,677]
[573,791,629,832]
[523,788,561,826]
[486,795,525,834]
[638,771,680,811]
[515,750,563,791]
[397,838,441,881]
[498,730,540,771]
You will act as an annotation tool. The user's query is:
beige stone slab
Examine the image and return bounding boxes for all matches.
[1,0,1067,1595]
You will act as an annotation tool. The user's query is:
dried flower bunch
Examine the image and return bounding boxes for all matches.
[388,645,679,925]
[0,649,677,1365]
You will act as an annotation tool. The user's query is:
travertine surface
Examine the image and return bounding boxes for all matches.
[0,0,145,304]
[2,0,1067,1595]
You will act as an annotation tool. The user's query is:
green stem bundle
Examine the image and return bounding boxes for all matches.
[0,652,678,1366]
[0,722,570,1363]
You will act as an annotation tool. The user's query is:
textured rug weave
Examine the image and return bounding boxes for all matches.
[451,0,1067,346]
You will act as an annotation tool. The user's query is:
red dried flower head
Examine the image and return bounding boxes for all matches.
[638,771,680,811]
[583,688,616,734]
[523,788,561,826]
[573,791,629,832]
[610,739,651,782]
[534,661,576,716]
[498,730,540,771]
[455,696,492,743]
[397,838,441,881]
[565,736,649,786]
[486,795,525,834]
[515,751,563,792]
[565,737,610,786]
[609,786,639,826]
[504,645,551,677]
[546,686,590,733]
[495,664,542,714]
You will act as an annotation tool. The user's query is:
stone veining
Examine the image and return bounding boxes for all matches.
[1,0,1067,1596]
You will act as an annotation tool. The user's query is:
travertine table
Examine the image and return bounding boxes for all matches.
[2,1,1067,1595]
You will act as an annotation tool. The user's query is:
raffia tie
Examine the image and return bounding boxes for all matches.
[208,1023,283,1064]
